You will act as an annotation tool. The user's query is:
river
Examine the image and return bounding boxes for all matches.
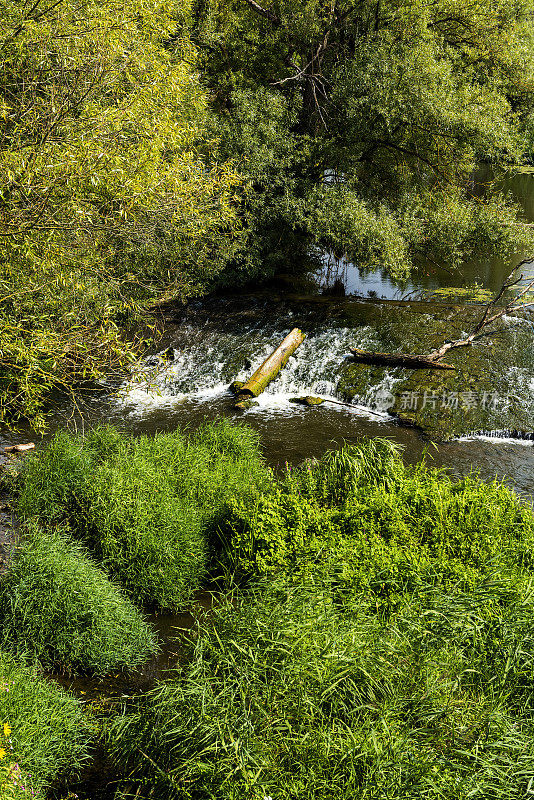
[3,170,534,798]
[4,176,534,495]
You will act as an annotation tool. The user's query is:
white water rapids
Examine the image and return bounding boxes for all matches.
[116,324,401,421]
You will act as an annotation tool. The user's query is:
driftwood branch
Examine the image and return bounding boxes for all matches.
[4,443,35,454]
[290,394,391,417]
[350,261,534,370]
[427,270,534,361]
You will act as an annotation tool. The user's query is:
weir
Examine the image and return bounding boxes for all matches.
[116,292,534,444]
[466,430,534,442]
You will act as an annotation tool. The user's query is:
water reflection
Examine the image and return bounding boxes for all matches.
[315,169,534,298]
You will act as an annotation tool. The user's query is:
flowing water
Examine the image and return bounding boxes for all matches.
[3,170,534,798]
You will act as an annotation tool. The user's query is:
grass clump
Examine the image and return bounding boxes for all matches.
[0,525,157,674]
[0,650,91,797]
[108,576,534,800]
[224,439,534,610]
[15,422,269,611]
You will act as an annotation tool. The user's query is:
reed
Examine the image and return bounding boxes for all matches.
[108,574,534,800]
[0,650,91,797]
[0,524,157,674]
[14,422,270,610]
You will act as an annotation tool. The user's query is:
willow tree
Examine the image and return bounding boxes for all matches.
[192,0,534,279]
[0,0,244,426]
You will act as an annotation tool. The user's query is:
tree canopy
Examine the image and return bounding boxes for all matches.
[193,0,534,276]
[0,0,243,425]
[1,0,534,425]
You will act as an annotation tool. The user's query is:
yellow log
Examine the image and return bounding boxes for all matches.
[237,328,305,399]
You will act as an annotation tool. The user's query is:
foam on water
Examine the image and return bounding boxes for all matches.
[116,324,394,420]
[460,431,534,446]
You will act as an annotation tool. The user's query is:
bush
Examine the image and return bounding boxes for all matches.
[224,440,534,609]
[15,422,270,610]
[0,525,157,674]
[0,651,91,797]
[108,576,534,800]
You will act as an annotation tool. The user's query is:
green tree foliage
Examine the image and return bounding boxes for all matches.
[192,0,534,279]
[0,0,244,427]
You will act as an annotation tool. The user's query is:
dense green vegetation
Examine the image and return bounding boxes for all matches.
[224,439,534,608]
[5,423,534,797]
[0,651,91,797]
[0,524,157,673]
[193,0,534,279]
[104,437,534,800]
[3,15,534,800]
[2,0,534,425]
[109,575,534,800]
[0,0,244,426]
[15,422,269,610]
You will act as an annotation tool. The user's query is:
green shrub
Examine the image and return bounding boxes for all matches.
[224,441,534,609]
[108,576,534,800]
[0,525,157,674]
[15,422,270,610]
[0,650,91,797]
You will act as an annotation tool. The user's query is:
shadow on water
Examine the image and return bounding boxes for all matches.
[51,592,213,702]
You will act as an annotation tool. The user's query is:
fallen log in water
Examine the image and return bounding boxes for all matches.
[290,395,391,417]
[4,443,35,453]
[349,348,455,370]
[235,328,305,401]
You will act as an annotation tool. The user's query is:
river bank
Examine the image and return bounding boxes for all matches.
[3,426,534,799]
[1,174,533,798]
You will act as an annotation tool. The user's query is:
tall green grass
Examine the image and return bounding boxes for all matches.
[15,422,270,610]
[0,524,157,674]
[0,650,91,797]
[108,575,534,800]
[99,438,534,798]
[224,439,534,610]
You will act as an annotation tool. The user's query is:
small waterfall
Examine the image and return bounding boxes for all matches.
[113,295,534,437]
[461,430,534,445]
[116,323,396,419]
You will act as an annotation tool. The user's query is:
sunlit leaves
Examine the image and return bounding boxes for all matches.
[0,0,245,426]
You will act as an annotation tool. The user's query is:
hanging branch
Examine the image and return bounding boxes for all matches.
[242,0,281,26]
[242,0,333,127]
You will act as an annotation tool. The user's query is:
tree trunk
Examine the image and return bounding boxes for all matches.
[350,348,455,370]
[236,328,305,399]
